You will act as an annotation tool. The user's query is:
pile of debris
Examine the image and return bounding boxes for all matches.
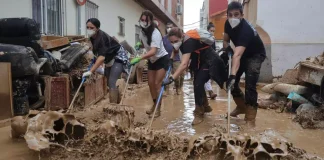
[258,51,324,129]
[10,105,323,160]
[0,17,143,118]
[304,52,324,66]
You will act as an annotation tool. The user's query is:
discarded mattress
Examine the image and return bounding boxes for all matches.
[0,18,41,40]
[261,83,310,95]
[0,37,43,57]
[0,43,47,78]
[59,44,90,71]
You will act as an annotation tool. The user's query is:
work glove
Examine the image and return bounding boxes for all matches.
[135,42,142,51]
[130,57,142,65]
[82,71,93,78]
[162,76,174,86]
[226,75,236,92]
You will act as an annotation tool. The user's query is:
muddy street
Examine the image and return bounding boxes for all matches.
[1,80,324,159]
[123,81,324,157]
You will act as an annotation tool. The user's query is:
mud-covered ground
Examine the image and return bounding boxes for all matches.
[0,81,324,159]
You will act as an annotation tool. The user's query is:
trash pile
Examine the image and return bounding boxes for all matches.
[0,17,140,117]
[11,105,323,160]
[258,51,324,129]
[304,52,324,66]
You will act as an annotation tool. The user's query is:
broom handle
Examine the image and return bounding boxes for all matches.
[120,51,139,105]
[67,59,95,113]
[147,66,172,131]
[227,52,232,135]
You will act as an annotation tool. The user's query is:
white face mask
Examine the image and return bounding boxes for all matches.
[172,41,182,50]
[229,18,241,28]
[140,21,150,29]
[87,29,96,37]
[167,28,172,33]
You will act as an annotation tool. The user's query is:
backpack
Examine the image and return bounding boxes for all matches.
[185,29,215,69]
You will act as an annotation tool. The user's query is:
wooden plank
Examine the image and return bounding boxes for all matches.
[84,75,106,107]
[0,63,13,120]
[84,81,96,106]
[40,36,69,50]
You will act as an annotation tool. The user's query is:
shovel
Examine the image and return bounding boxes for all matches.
[227,52,232,135]
[119,50,140,105]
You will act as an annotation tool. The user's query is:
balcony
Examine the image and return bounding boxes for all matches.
[134,0,181,28]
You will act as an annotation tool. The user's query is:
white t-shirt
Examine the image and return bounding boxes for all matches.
[139,28,168,63]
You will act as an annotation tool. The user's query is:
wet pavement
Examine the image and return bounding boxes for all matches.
[0,79,324,159]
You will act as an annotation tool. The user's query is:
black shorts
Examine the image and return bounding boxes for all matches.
[147,55,169,71]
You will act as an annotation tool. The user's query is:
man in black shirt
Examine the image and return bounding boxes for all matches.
[224,1,266,127]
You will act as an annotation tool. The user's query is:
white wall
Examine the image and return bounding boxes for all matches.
[257,0,324,77]
[65,0,78,35]
[0,0,32,19]
[89,0,145,46]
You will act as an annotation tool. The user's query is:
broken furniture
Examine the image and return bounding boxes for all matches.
[0,43,47,78]
[59,44,90,71]
[40,36,69,50]
[0,63,13,120]
[0,18,42,57]
[298,62,324,100]
[136,60,148,84]
[42,73,107,111]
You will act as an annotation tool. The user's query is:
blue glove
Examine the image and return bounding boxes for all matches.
[162,76,174,86]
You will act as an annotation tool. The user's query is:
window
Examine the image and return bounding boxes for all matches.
[118,16,125,36]
[135,25,141,43]
[85,1,99,20]
[168,0,172,13]
[32,0,64,35]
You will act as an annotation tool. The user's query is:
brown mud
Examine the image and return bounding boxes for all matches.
[1,81,324,159]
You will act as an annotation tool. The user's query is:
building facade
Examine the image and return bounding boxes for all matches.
[240,0,324,82]
[0,0,184,47]
[199,0,209,30]
[200,0,227,39]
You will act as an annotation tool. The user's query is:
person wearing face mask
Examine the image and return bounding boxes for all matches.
[82,18,129,104]
[223,2,266,127]
[162,27,227,125]
[163,22,183,95]
[204,22,217,100]
[130,10,169,118]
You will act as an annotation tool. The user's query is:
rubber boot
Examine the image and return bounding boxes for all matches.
[146,100,156,115]
[244,105,257,128]
[149,101,161,118]
[203,96,213,113]
[208,90,217,100]
[176,87,182,95]
[109,89,119,104]
[230,97,247,117]
[192,105,205,125]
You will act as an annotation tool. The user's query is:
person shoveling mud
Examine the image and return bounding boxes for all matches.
[130,10,170,119]
[82,18,130,104]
